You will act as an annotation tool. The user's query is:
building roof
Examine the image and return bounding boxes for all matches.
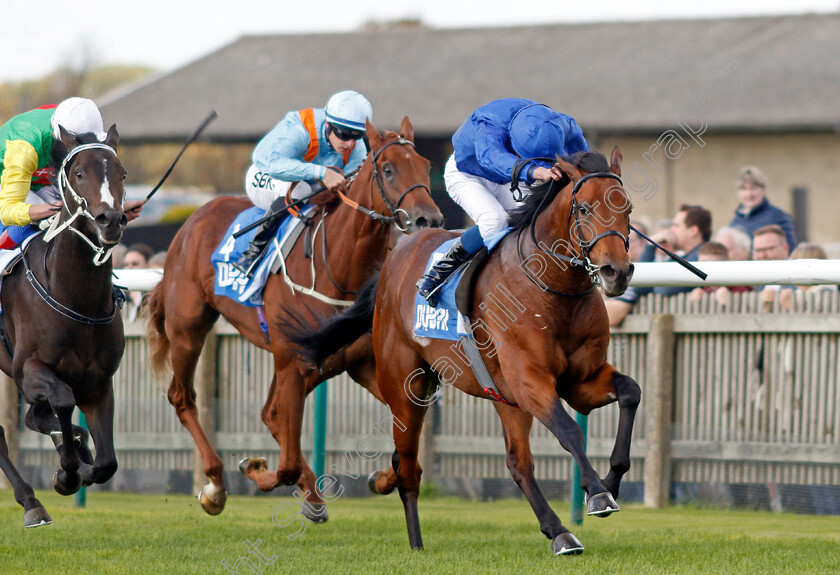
[100,14,840,143]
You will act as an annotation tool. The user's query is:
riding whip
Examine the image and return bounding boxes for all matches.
[137,110,218,207]
[630,224,708,281]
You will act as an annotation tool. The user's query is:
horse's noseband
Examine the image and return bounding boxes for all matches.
[370,138,432,232]
[46,142,121,266]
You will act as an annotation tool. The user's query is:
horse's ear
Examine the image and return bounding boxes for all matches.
[58,125,77,151]
[105,124,119,149]
[609,146,623,176]
[365,119,382,149]
[552,155,583,181]
[399,116,414,142]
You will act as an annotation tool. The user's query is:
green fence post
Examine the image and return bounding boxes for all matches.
[570,411,588,525]
[312,382,328,479]
[75,410,88,508]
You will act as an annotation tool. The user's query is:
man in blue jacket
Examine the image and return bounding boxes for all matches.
[729,166,796,252]
[417,98,589,306]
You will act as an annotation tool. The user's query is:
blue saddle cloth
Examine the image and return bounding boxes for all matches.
[211,205,313,307]
[413,228,510,341]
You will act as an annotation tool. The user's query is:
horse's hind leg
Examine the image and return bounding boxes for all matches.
[166,307,227,515]
[0,424,51,528]
[494,403,583,555]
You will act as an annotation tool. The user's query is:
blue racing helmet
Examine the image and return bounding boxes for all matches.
[509,104,565,159]
[325,90,373,132]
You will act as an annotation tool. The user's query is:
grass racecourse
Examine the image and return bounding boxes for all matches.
[1,491,838,575]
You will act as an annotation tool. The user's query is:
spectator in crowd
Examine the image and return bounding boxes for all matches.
[605,204,712,326]
[689,241,752,305]
[122,243,153,322]
[628,218,650,263]
[752,224,789,262]
[752,224,791,311]
[729,166,796,251]
[778,243,835,310]
[714,226,752,261]
[111,243,128,268]
[148,251,167,269]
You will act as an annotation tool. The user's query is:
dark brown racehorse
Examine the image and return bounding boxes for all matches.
[0,127,128,527]
[146,118,442,519]
[291,149,640,554]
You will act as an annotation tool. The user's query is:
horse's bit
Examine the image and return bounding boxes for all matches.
[43,142,121,266]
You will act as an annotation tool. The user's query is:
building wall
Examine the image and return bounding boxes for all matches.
[594,132,840,251]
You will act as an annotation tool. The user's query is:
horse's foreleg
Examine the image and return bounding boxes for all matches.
[23,402,93,465]
[0,424,52,528]
[512,366,616,518]
[494,403,580,549]
[78,384,118,486]
[571,368,641,500]
[21,359,81,495]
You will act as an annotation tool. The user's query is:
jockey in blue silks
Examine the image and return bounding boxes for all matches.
[232,90,373,277]
[417,98,589,306]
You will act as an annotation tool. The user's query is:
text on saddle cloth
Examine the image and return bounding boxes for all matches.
[212,205,315,307]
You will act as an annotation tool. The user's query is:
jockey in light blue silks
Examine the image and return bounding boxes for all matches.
[416,98,590,306]
[232,90,373,277]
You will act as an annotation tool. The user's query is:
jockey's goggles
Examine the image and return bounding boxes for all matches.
[328,123,365,142]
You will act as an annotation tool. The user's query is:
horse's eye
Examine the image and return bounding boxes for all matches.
[383,165,393,176]
[74,168,85,180]
[123,171,128,181]
[578,205,588,215]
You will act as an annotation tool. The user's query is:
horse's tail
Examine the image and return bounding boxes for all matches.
[284,271,380,366]
[146,282,171,379]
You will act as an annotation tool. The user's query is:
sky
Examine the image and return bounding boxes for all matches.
[2,0,837,84]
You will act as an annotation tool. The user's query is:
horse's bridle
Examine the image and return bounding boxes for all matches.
[369,137,432,232]
[44,142,122,266]
[521,171,630,296]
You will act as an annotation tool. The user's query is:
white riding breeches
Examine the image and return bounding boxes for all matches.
[443,154,530,240]
[244,164,311,211]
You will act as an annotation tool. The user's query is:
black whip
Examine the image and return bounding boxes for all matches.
[138,110,218,206]
[630,224,707,280]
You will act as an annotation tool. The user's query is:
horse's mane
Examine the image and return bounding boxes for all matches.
[507,151,609,233]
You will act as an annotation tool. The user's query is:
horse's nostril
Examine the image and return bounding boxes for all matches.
[600,265,617,279]
[95,214,110,227]
[415,217,429,229]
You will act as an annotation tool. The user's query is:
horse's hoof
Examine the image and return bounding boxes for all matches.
[24,506,53,528]
[367,471,379,494]
[552,532,584,555]
[52,471,82,496]
[197,484,227,516]
[301,502,329,524]
[586,491,620,517]
[238,457,268,476]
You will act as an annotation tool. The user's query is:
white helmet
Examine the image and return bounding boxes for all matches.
[51,97,107,141]
[325,90,372,132]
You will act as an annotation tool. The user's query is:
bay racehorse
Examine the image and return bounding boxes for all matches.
[0,126,128,527]
[290,149,640,554]
[146,118,442,519]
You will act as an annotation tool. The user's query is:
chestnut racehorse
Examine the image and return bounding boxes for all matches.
[0,127,128,527]
[291,149,640,554]
[146,118,442,519]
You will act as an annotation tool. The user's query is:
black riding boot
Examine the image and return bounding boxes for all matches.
[232,208,289,278]
[416,237,473,307]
